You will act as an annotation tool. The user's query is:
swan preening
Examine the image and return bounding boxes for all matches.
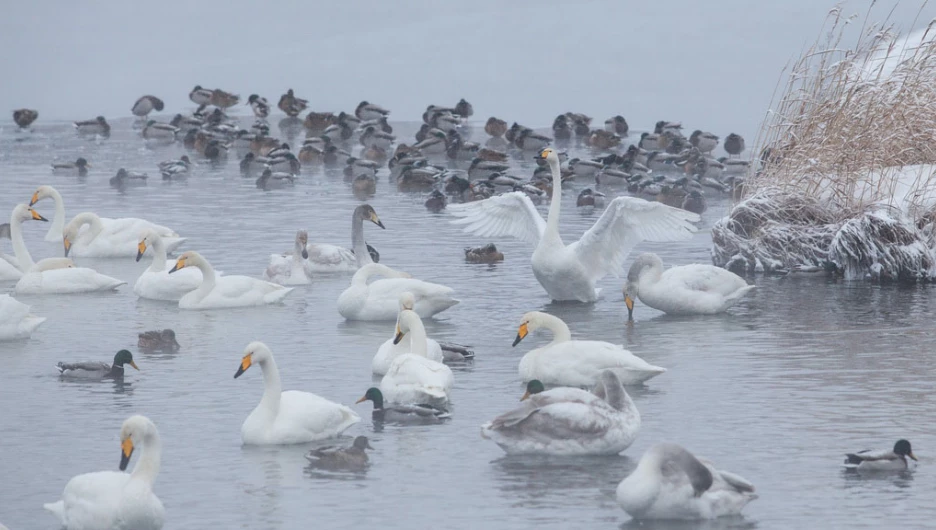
[64,211,185,259]
[0,294,46,341]
[481,370,640,455]
[168,251,292,309]
[449,148,699,302]
[305,204,384,273]
[45,415,165,530]
[624,253,754,318]
[338,263,458,320]
[234,341,360,444]
[379,309,454,409]
[263,230,313,285]
[616,443,757,520]
[513,311,665,386]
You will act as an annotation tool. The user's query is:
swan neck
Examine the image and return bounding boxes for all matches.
[191,257,216,297]
[73,212,104,240]
[9,215,35,270]
[351,213,372,267]
[47,188,66,241]
[351,263,396,286]
[131,430,161,486]
[545,158,563,236]
[147,236,168,272]
[258,357,282,413]
[404,313,429,357]
[539,313,572,344]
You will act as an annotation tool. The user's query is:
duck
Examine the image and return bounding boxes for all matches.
[464,243,504,263]
[52,157,91,177]
[566,113,592,136]
[484,117,508,137]
[568,157,603,179]
[425,190,447,213]
[189,85,213,105]
[587,129,621,150]
[56,349,139,379]
[159,155,192,180]
[64,212,185,259]
[515,129,552,151]
[168,251,293,309]
[681,190,707,214]
[244,94,270,119]
[255,169,296,190]
[844,439,918,472]
[454,98,473,118]
[305,436,373,471]
[356,387,450,424]
[338,263,458,321]
[110,169,148,190]
[210,88,239,108]
[278,89,308,117]
[360,126,395,150]
[44,415,165,530]
[138,329,180,352]
[13,108,38,128]
[379,309,455,409]
[617,443,757,520]
[552,115,572,140]
[74,116,110,136]
[412,130,447,155]
[0,294,46,341]
[690,130,719,153]
[8,205,126,295]
[352,173,377,198]
[513,311,665,386]
[577,188,606,208]
[372,292,446,375]
[638,132,663,151]
[263,230,313,285]
[450,148,699,302]
[654,120,683,135]
[481,370,640,455]
[605,115,629,135]
[623,253,754,319]
[203,139,230,162]
[134,230,203,301]
[141,120,178,142]
[235,341,360,444]
[304,111,338,134]
[356,101,390,121]
[131,95,164,119]
[304,204,384,273]
[724,133,746,157]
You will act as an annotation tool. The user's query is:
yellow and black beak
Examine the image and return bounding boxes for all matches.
[909,451,918,461]
[370,213,385,229]
[168,257,186,274]
[30,208,48,222]
[119,438,134,471]
[624,294,635,320]
[135,240,147,262]
[63,237,72,257]
[512,322,529,347]
[392,325,405,345]
[234,354,252,378]
[29,191,39,206]
[128,361,140,371]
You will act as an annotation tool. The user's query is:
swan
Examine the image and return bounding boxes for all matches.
[263,230,313,285]
[134,230,203,301]
[844,439,917,472]
[513,311,665,386]
[168,251,293,309]
[29,185,179,244]
[64,212,185,259]
[44,415,165,530]
[305,204,384,273]
[481,370,640,455]
[616,443,757,520]
[379,309,454,409]
[57,349,139,379]
[338,263,458,321]
[0,294,46,340]
[449,147,699,302]
[234,341,360,445]
[624,253,755,318]
[8,204,126,294]
[0,223,22,281]
[372,292,445,375]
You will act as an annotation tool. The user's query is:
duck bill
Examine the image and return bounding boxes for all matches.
[119,438,134,471]
[234,355,252,378]
[355,396,367,404]
[512,323,528,347]
[625,295,635,320]
[909,452,918,461]
[392,326,405,345]
[520,390,531,401]
[128,361,139,371]
[135,241,147,262]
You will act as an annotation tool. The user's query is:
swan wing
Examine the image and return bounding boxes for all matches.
[449,191,546,244]
[662,264,748,295]
[276,391,361,442]
[569,197,698,282]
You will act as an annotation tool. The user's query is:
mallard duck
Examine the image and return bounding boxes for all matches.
[504,122,531,144]
[464,243,504,263]
[141,120,179,141]
[424,190,447,213]
[605,115,629,135]
[138,329,180,352]
[724,133,745,157]
[617,443,757,520]
[13,109,38,128]
[515,129,551,151]
[304,111,338,134]
[476,147,508,163]
[169,112,203,132]
[845,439,918,472]
[454,98,473,118]
[277,89,308,117]
[485,117,508,137]
[565,112,592,136]
[210,88,239,108]
[356,387,450,424]
[203,139,229,161]
[361,126,395,150]
[429,111,460,132]
[468,158,509,180]
[158,155,192,180]
[298,143,325,164]
[323,145,352,167]
[51,158,90,177]
[110,169,148,190]
[305,436,373,471]
[189,85,213,105]
[654,121,683,135]
[256,169,295,190]
[552,115,572,140]
[247,94,270,119]
[576,188,606,208]
[352,173,377,197]
[131,95,164,119]
[681,190,706,214]
[587,129,621,150]
[56,349,139,379]
[568,158,603,179]
[638,132,663,151]
[412,130,447,154]
[689,130,719,153]
[74,116,110,136]
[262,152,301,174]
[397,165,441,192]
[356,101,389,121]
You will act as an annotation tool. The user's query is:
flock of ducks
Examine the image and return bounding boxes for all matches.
[4,90,918,529]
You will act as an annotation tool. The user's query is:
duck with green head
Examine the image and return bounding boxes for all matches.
[56,350,139,379]
[356,387,450,424]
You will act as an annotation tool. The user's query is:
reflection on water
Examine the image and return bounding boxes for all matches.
[1,119,934,529]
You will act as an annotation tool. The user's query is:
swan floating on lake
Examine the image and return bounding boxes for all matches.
[0,294,46,341]
[338,263,458,321]
[168,251,292,309]
[379,309,454,409]
[63,211,185,259]
[134,230,203,301]
[263,230,313,285]
[305,204,384,273]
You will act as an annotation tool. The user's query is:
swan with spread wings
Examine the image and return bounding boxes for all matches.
[449,148,700,302]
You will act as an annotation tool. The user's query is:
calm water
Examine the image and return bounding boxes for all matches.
[0,118,933,530]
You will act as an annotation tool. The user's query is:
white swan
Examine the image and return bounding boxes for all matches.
[513,311,665,386]
[449,148,699,302]
[134,230,203,301]
[44,415,166,530]
[29,185,179,244]
[263,230,313,285]
[235,341,360,445]
[64,212,185,259]
[338,263,458,321]
[305,204,384,273]
[8,204,126,294]
[624,253,755,318]
[372,292,444,375]
[168,251,293,309]
[481,371,640,455]
[616,443,757,520]
[0,223,22,281]
[0,294,46,340]
[379,309,454,409]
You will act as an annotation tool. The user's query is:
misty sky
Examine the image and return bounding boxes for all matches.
[3,0,935,140]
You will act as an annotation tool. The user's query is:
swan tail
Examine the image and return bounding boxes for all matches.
[265,287,294,303]
[44,500,65,517]
[20,316,46,334]
[722,285,755,307]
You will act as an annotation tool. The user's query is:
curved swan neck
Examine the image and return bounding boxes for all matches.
[351,263,401,286]
[257,356,283,412]
[131,429,161,485]
[46,187,66,241]
[544,157,563,237]
[147,236,168,272]
[536,313,572,343]
[401,311,428,357]
[190,255,216,297]
[350,209,372,267]
[9,213,35,270]
[71,212,104,240]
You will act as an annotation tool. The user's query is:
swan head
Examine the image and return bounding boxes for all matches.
[355,204,385,229]
[12,204,48,224]
[398,291,416,311]
[624,253,664,320]
[295,230,309,259]
[62,213,98,257]
[119,415,156,471]
[534,147,559,165]
[29,185,58,206]
[513,311,546,347]
[521,380,545,401]
[136,229,160,262]
[168,251,203,274]
[234,341,273,378]
[392,309,419,345]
